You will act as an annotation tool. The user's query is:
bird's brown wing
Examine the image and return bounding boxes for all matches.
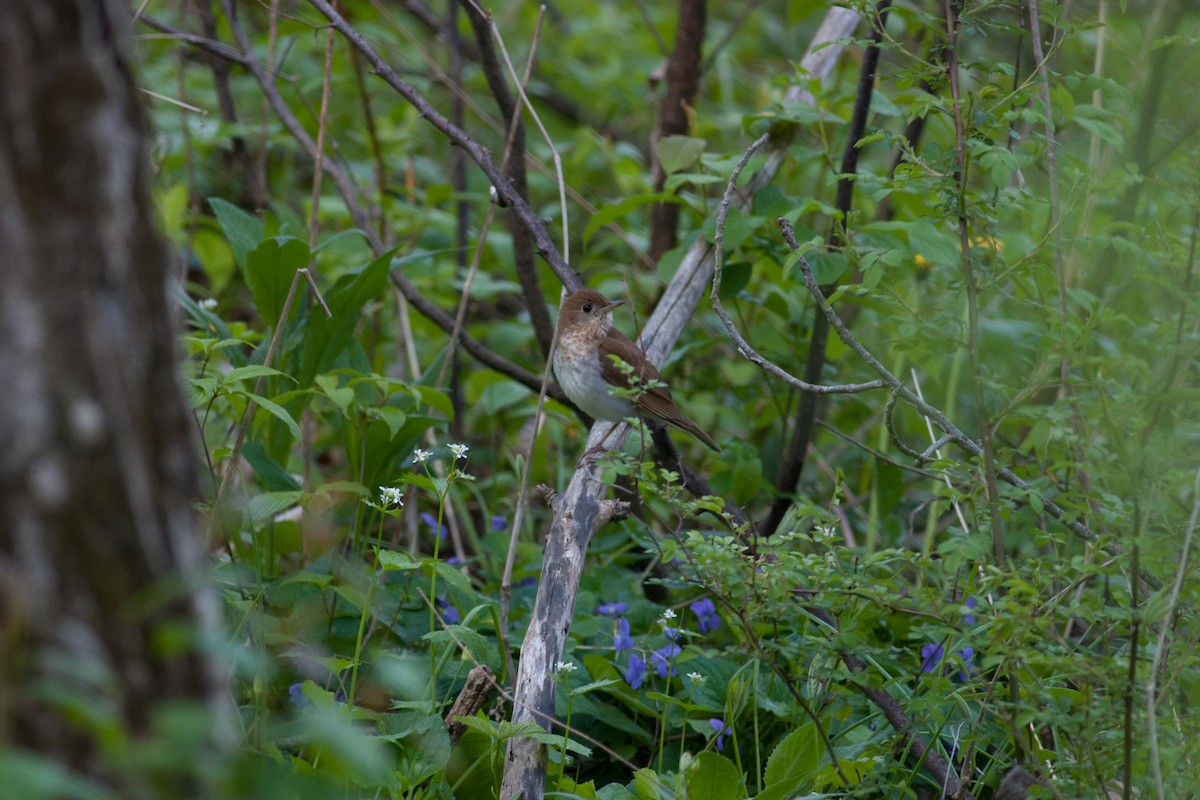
[598,329,720,451]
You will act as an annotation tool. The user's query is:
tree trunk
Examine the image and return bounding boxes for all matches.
[0,0,226,786]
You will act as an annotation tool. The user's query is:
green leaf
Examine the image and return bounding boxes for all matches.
[376,549,420,571]
[422,623,501,671]
[247,392,303,440]
[223,364,292,385]
[245,236,310,327]
[657,135,707,175]
[245,490,304,524]
[209,197,263,269]
[584,193,682,242]
[295,249,396,389]
[763,723,824,791]
[242,441,301,491]
[375,407,408,438]
[315,373,355,418]
[685,752,743,799]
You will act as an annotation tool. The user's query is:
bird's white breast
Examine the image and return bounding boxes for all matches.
[553,333,636,422]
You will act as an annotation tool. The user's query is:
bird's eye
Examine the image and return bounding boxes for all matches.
[582,303,593,313]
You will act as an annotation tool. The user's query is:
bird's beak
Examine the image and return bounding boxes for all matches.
[599,299,625,314]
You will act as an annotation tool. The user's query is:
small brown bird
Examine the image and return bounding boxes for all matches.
[552,289,720,451]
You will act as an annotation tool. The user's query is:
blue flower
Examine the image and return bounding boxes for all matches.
[921,642,944,673]
[516,576,537,588]
[438,596,461,624]
[491,515,507,532]
[651,643,680,678]
[663,626,681,641]
[625,654,646,689]
[709,718,732,752]
[690,597,721,633]
[596,601,629,617]
[288,682,310,707]
[614,616,634,652]
[963,596,977,625]
[421,512,448,540]
[921,642,976,680]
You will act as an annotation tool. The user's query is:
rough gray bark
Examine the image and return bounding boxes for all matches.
[498,10,863,799]
[0,0,227,784]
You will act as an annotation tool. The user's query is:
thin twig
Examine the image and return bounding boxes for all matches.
[309,0,578,289]
[709,134,884,396]
[1146,466,1200,800]
[777,218,1107,550]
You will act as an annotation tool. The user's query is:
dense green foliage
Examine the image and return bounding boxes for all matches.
[89,0,1200,797]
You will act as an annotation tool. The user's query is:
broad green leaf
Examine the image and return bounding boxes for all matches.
[657,135,707,175]
[295,249,396,389]
[316,373,355,418]
[376,549,420,571]
[763,723,824,791]
[685,752,743,800]
[209,197,263,269]
[422,624,502,672]
[245,236,310,327]
[246,490,303,524]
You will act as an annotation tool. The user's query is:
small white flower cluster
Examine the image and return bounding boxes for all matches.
[412,443,469,464]
[554,660,577,674]
[379,486,404,508]
[687,672,706,684]
[660,608,677,622]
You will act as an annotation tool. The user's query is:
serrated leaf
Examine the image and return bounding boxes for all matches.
[422,625,501,672]
[685,752,743,799]
[763,722,824,790]
[376,549,420,571]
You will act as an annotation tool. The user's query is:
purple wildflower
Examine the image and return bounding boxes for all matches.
[491,515,507,532]
[614,616,634,652]
[625,654,646,689]
[650,643,680,678]
[288,682,310,707]
[963,596,977,625]
[921,642,944,673]
[437,596,461,624]
[596,601,629,617]
[709,718,732,752]
[690,597,721,633]
[421,512,448,540]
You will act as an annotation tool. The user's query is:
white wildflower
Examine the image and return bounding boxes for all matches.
[199,298,218,310]
[379,486,404,508]
[660,608,677,622]
[449,443,469,460]
[413,448,432,464]
[687,672,706,684]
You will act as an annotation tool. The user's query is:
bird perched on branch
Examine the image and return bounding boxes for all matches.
[552,289,720,451]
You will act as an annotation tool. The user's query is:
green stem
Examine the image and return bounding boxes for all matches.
[348,509,386,705]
